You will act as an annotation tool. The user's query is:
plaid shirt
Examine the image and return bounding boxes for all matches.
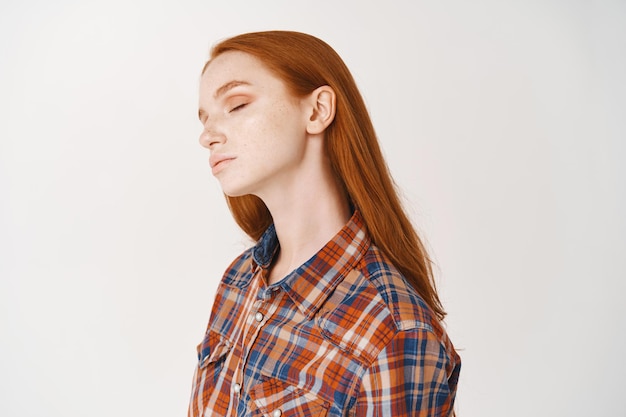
[188,211,460,417]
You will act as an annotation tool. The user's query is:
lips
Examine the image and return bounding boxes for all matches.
[209,154,236,174]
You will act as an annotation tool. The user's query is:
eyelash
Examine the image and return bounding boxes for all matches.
[229,103,248,113]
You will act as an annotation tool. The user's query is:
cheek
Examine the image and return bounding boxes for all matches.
[237,104,306,157]
[240,114,280,150]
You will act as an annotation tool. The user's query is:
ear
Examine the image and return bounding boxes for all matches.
[306,86,336,135]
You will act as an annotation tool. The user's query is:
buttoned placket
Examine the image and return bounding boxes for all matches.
[231,267,283,415]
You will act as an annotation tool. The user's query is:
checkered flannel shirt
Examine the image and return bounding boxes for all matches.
[188,210,460,416]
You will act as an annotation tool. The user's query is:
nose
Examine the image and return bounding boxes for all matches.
[198,124,226,150]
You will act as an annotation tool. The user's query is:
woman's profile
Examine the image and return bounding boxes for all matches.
[189,30,460,417]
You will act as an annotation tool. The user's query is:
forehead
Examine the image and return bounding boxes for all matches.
[201,51,277,92]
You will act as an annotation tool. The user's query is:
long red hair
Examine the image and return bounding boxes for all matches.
[204,31,445,320]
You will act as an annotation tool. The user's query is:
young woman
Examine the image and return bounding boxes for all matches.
[189,31,460,417]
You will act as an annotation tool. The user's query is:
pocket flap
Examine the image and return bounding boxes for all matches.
[249,378,329,417]
[196,330,232,369]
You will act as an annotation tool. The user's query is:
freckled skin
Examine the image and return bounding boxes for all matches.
[198,51,312,200]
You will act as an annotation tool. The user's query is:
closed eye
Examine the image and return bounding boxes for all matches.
[229,103,248,113]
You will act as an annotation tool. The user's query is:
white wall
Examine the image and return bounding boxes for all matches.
[1,1,624,416]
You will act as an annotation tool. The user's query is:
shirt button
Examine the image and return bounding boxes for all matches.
[233,383,241,393]
[272,409,282,417]
[255,312,264,322]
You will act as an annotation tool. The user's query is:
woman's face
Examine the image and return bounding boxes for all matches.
[198,51,311,198]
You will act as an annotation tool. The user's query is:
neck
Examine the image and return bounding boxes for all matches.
[258,162,351,285]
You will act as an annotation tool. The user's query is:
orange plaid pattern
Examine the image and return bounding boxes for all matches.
[188,211,460,416]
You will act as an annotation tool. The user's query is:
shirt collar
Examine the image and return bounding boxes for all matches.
[252,210,370,319]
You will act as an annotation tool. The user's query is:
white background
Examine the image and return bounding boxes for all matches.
[1,1,624,416]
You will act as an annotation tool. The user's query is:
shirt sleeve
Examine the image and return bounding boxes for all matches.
[350,327,460,417]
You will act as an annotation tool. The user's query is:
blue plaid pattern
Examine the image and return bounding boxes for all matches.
[188,211,460,416]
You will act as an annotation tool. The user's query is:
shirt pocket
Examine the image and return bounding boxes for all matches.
[189,330,233,417]
[196,330,232,373]
[249,378,330,417]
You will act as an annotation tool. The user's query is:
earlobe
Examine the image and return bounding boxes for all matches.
[306,86,336,135]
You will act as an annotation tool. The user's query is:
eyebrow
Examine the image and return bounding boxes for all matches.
[214,80,251,99]
[198,80,252,122]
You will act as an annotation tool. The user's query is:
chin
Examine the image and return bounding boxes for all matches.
[219,182,253,198]
[218,175,267,199]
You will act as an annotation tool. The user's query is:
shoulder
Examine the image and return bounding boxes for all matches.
[361,245,437,332]
[315,244,447,366]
